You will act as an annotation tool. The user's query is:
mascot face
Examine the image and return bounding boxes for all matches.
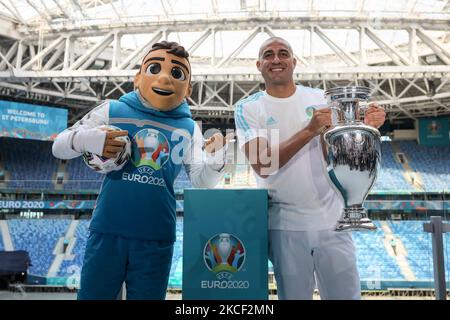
[134,49,192,111]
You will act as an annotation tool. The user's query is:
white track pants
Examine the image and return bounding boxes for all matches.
[269,229,361,300]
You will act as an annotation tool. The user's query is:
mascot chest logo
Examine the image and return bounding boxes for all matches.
[131,128,170,170]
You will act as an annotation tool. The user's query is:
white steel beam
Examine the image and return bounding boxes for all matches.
[52,0,72,19]
[188,28,212,56]
[70,0,88,19]
[416,28,450,65]
[63,36,74,70]
[314,26,359,67]
[435,78,449,94]
[359,26,367,65]
[117,30,163,70]
[0,42,18,70]
[0,0,26,24]
[22,36,65,70]
[0,51,14,70]
[69,32,114,70]
[365,27,413,66]
[111,32,122,69]
[18,16,450,39]
[2,65,450,82]
[0,81,99,102]
[210,0,218,15]
[431,98,450,112]
[25,0,52,24]
[216,26,260,68]
[409,28,418,64]
[43,42,65,70]
[109,1,123,22]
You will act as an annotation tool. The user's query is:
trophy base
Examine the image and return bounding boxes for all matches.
[335,207,377,232]
[335,220,377,232]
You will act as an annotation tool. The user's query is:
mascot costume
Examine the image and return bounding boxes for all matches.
[52,41,228,299]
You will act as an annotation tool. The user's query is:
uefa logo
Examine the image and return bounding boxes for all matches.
[305,106,316,119]
[203,233,246,277]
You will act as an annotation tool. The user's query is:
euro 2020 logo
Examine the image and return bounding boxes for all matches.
[132,128,170,170]
[203,233,246,280]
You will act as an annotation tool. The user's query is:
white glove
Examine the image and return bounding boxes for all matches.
[72,128,106,156]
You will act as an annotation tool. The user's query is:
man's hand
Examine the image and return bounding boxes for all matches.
[306,108,332,136]
[364,103,386,128]
[204,132,235,154]
[101,129,128,158]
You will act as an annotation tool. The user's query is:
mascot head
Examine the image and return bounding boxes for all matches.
[134,41,192,111]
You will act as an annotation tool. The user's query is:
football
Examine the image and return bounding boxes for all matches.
[82,125,131,174]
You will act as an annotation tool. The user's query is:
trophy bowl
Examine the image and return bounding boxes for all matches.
[323,86,381,231]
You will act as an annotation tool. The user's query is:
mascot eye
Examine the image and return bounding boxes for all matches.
[146,63,161,75]
[171,67,186,80]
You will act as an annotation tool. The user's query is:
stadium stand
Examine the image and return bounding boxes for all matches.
[352,221,404,280]
[2,138,446,195]
[168,218,184,288]
[63,157,104,191]
[174,167,192,194]
[0,138,58,190]
[4,218,449,285]
[398,141,450,192]
[372,142,415,193]
[58,220,89,277]
[7,219,70,276]
[389,220,434,280]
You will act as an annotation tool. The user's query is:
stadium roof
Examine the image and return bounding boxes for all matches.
[0,1,449,123]
[2,1,449,53]
[1,0,449,26]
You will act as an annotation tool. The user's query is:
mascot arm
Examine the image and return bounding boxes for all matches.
[183,124,226,188]
[52,101,109,160]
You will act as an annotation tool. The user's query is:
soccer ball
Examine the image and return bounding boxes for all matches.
[82,125,131,174]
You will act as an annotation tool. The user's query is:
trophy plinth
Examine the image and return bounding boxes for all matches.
[323,86,381,232]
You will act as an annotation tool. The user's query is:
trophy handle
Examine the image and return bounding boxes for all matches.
[358,100,370,111]
[358,101,371,123]
[323,129,332,147]
[328,101,340,109]
[328,102,340,127]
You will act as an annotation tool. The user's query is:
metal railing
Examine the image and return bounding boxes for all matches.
[423,216,450,300]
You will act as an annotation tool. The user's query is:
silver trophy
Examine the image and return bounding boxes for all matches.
[323,86,381,231]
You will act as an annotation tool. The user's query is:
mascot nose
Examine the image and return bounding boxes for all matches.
[158,73,171,85]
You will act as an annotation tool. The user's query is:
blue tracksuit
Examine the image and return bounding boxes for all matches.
[78,91,195,300]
